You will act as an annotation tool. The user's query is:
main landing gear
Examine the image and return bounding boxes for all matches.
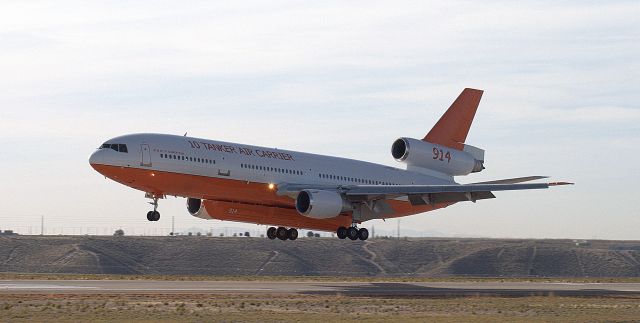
[337,226,368,241]
[146,196,160,222]
[266,226,298,241]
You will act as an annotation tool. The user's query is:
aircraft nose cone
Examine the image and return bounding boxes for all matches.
[89,150,101,166]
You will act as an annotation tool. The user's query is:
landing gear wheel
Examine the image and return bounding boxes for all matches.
[347,227,359,240]
[358,228,369,241]
[276,227,288,241]
[146,195,161,222]
[287,228,298,241]
[336,226,348,239]
[267,227,277,240]
[146,211,160,221]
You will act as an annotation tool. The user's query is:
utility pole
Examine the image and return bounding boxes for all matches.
[397,219,400,240]
[171,216,175,236]
[41,215,44,236]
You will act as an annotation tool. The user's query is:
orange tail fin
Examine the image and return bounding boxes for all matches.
[423,88,484,150]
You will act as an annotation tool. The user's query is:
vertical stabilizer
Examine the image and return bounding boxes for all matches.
[423,88,483,150]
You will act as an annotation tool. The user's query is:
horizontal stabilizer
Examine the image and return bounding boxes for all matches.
[471,176,548,185]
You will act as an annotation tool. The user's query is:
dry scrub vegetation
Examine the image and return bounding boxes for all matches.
[1,236,639,278]
[0,293,638,322]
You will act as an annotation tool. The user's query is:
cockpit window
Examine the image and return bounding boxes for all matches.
[100,143,128,153]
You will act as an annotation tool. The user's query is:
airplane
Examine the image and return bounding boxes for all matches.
[89,88,571,241]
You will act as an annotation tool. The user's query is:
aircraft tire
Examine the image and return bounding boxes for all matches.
[266,227,277,240]
[146,211,154,222]
[152,211,160,221]
[287,228,298,241]
[358,228,369,241]
[336,226,348,239]
[347,227,359,241]
[276,227,288,241]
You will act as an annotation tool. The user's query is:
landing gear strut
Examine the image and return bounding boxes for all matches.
[266,226,298,241]
[146,196,160,222]
[336,226,368,241]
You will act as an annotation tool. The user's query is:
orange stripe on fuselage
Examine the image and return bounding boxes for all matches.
[90,164,450,231]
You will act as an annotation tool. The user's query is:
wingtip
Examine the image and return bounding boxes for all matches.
[549,182,574,186]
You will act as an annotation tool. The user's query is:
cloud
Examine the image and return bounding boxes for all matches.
[0,0,638,239]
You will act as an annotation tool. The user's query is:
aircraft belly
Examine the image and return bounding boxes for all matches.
[202,200,352,232]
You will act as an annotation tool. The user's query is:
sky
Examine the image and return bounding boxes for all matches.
[0,0,638,239]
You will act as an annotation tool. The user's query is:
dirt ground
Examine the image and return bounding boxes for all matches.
[0,293,638,322]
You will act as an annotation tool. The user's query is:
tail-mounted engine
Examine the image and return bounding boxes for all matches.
[392,137,484,176]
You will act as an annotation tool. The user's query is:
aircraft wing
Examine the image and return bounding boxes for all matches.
[277,180,572,205]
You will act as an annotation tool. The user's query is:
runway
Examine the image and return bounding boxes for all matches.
[1,280,639,297]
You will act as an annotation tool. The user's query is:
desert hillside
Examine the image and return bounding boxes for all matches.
[0,236,638,277]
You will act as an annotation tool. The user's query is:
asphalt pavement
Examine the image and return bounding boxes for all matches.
[0,280,638,297]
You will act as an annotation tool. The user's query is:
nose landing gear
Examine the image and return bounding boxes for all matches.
[146,195,161,222]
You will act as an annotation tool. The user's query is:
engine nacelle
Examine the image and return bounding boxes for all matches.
[391,137,484,176]
[295,190,352,219]
[186,198,211,219]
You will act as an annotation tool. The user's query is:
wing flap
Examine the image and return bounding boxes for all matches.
[344,183,551,196]
[409,191,496,205]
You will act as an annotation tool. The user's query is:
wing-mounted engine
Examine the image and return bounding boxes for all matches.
[392,137,484,176]
[295,190,353,219]
[186,198,211,219]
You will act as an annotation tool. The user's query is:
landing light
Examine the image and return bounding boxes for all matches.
[268,183,275,190]
[151,173,156,177]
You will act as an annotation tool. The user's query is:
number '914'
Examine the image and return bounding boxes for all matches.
[433,147,451,163]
